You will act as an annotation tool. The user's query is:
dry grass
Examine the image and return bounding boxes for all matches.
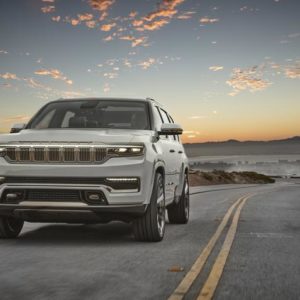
[189,169,275,186]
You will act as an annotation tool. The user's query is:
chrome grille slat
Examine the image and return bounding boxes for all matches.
[20,148,30,161]
[49,148,60,162]
[4,145,108,164]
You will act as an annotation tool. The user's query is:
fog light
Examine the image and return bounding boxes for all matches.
[3,190,25,203]
[84,191,107,205]
[0,148,6,157]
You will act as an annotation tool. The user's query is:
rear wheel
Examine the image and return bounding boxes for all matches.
[133,173,165,242]
[0,216,24,238]
[168,174,189,224]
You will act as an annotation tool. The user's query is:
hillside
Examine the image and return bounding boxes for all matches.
[184,136,300,157]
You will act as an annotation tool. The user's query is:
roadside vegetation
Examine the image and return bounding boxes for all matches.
[189,170,275,186]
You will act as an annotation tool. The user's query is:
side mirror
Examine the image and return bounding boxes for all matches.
[10,123,26,134]
[158,123,183,135]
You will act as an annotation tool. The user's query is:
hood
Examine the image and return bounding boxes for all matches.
[0,129,154,145]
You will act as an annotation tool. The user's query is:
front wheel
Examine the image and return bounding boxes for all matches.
[168,173,189,224]
[0,216,24,238]
[133,173,165,242]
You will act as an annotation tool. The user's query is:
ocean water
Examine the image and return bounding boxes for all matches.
[188,154,300,177]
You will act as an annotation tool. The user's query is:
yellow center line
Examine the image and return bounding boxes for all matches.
[197,195,251,300]
[168,194,251,300]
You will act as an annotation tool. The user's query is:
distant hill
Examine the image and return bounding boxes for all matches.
[183,136,300,157]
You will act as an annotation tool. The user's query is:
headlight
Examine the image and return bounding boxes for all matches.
[0,147,6,157]
[107,146,144,156]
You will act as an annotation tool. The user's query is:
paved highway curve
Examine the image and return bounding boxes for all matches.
[0,180,299,300]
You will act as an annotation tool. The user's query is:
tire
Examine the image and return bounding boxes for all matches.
[0,216,24,238]
[133,173,165,242]
[168,173,189,224]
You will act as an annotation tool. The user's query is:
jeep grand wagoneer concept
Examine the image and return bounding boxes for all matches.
[0,98,189,241]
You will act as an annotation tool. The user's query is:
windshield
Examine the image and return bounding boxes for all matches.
[28,100,151,130]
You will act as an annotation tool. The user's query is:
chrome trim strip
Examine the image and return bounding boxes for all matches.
[0,143,144,164]
[18,201,88,207]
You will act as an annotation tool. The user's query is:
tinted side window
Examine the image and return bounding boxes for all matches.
[159,109,170,124]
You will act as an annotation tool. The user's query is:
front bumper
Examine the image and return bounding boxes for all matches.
[0,156,154,206]
[0,203,147,223]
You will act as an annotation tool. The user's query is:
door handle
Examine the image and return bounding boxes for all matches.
[169,149,175,153]
[178,151,183,154]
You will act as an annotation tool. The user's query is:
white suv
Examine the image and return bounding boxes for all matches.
[0,98,189,242]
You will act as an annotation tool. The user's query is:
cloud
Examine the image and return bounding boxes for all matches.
[70,18,80,26]
[140,19,170,31]
[41,6,55,13]
[3,115,30,124]
[86,20,97,28]
[0,83,13,89]
[287,32,300,39]
[51,16,61,22]
[138,58,157,70]
[77,13,94,21]
[25,78,52,91]
[132,37,148,47]
[226,66,271,96]
[188,116,207,119]
[200,17,219,24]
[0,73,19,80]
[103,35,113,41]
[103,72,118,79]
[42,0,55,2]
[182,130,201,138]
[34,68,73,85]
[103,83,110,93]
[0,50,8,54]
[89,0,115,12]
[88,0,115,21]
[177,11,196,19]
[100,22,116,31]
[209,66,224,72]
[132,0,186,32]
[284,63,300,79]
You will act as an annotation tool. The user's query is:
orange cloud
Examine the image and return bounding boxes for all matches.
[88,0,115,13]
[3,115,30,124]
[132,0,185,32]
[41,6,55,13]
[86,20,97,28]
[78,13,94,21]
[200,17,219,24]
[100,22,116,31]
[70,19,80,26]
[284,62,300,79]
[0,73,19,80]
[142,19,170,31]
[34,68,73,85]
[227,66,271,96]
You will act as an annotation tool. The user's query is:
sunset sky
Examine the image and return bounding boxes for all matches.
[0,0,299,143]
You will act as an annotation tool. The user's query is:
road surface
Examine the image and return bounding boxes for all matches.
[0,180,299,300]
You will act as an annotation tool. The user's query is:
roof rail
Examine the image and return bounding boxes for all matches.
[146,97,156,102]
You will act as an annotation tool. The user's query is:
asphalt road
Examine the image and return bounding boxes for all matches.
[0,180,299,300]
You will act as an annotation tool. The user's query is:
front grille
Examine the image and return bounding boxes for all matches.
[1,189,107,204]
[2,177,140,191]
[4,145,108,164]
[27,189,81,202]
